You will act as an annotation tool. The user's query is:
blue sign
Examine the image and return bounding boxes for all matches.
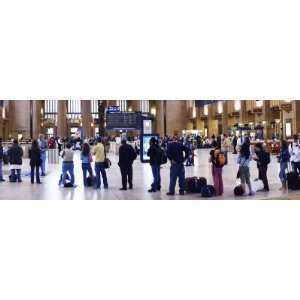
[107,106,120,113]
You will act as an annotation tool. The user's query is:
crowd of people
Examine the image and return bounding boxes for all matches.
[0,132,300,197]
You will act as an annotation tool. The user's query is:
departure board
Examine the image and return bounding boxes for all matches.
[106,112,142,129]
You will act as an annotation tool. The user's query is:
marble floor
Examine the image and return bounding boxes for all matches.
[0,149,299,200]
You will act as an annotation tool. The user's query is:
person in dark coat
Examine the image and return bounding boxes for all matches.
[118,137,137,190]
[253,143,270,192]
[166,138,189,196]
[0,137,5,182]
[29,139,41,184]
[147,137,162,192]
[232,136,238,154]
[7,139,24,182]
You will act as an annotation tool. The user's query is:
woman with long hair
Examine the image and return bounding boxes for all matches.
[278,140,290,190]
[81,142,94,187]
[29,139,41,184]
[237,142,254,196]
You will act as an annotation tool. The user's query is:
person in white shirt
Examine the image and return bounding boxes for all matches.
[289,135,300,174]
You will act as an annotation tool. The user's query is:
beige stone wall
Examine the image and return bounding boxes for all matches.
[165,101,188,136]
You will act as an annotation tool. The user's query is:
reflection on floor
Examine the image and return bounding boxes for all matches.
[0,149,299,200]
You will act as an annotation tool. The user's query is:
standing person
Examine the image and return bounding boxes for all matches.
[0,138,5,182]
[81,142,94,187]
[29,139,41,184]
[237,143,255,196]
[166,138,189,196]
[209,146,225,196]
[92,138,108,189]
[221,134,230,164]
[147,137,162,192]
[278,140,291,190]
[232,135,238,154]
[289,135,300,174]
[7,139,23,183]
[253,143,270,192]
[118,137,137,190]
[38,134,48,176]
[60,143,75,187]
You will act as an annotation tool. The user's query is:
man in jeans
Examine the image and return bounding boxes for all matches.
[92,137,108,189]
[166,138,189,196]
[38,134,48,176]
[0,138,5,182]
[147,137,162,192]
[60,143,75,187]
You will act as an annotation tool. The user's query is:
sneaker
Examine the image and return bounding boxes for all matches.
[179,191,185,196]
[257,188,269,192]
[120,187,127,191]
[148,189,156,193]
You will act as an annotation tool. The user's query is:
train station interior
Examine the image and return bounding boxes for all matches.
[0,100,300,200]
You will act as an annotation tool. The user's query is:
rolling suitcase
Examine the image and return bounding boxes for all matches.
[185,177,198,193]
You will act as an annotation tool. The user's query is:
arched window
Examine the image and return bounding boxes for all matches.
[117,100,127,112]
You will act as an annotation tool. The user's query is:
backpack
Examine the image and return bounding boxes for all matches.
[217,152,226,167]
[159,149,168,165]
[185,177,198,193]
[9,173,17,183]
[234,185,244,196]
[197,177,207,192]
[201,185,215,197]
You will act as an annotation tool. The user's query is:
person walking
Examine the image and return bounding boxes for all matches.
[0,138,5,182]
[38,134,48,176]
[60,143,75,187]
[147,137,162,192]
[166,138,189,196]
[92,138,108,189]
[29,139,41,184]
[278,140,290,190]
[253,143,270,192]
[7,139,23,183]
[232,135,238,154]
[237,142,255,196]
[118,137,137,190]
[81,142,94,187]
[209,146,225,196]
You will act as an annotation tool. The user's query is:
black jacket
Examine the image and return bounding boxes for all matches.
[8,144,23,165]
[118,143,137,168]
[167,142,188,164]
[0,145,3,160]
[147,144,162,166]
[256,151,270,169]
[29,147,41,166]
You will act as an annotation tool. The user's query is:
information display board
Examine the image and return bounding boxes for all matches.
[106,112,142,130]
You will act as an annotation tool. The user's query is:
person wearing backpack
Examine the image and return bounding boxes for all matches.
[147,137,162,192]
[29,139,42,184]
[209,146,225,196]
[118,137,137,190]
[92,138,108,189]
[81,142,94,187]
[237,142,255,196]
[278,140,291,190]
[0,138,5,182]
[253,143,270,192]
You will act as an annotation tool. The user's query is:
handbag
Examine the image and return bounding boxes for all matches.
[103,149,111,169]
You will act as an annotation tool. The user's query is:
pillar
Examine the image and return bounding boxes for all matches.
[154,100,165,136]
[32,100,43,138]
[293,100,300,136]
[57,100,68,137]
[222,101,229,135]
[81,100,93,138]
[165,101,187,136]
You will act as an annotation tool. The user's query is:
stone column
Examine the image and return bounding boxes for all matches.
[57,100,68,137]
[0,102,3,139]
[262,100,271,139]
[32,100,43,138]
[239,100,247,125]
[155,100,165,136]
[165,101,187,136]
[128,100,141,112]
[222,101,229,134]
[81,100,93,138]
[9,100,31,139]
[293,100,300,136]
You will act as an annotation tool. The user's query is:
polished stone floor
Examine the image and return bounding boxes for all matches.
[0,149,299,200]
